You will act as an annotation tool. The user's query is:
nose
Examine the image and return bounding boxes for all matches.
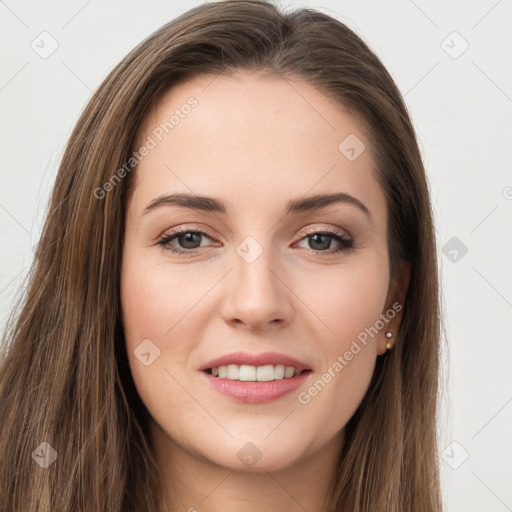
[219,245,294,331]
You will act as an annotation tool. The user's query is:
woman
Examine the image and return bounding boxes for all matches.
[0,1,444,510]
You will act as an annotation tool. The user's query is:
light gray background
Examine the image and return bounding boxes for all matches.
[1,1,511,510]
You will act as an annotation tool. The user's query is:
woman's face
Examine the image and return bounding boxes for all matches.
[121,72,407,473]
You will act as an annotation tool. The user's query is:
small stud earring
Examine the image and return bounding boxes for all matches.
[385,331,393,350]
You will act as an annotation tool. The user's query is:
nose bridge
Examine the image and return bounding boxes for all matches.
[234,231,282,298]
[220,230,293,328]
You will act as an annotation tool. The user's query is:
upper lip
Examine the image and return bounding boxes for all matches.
[199,351,311,371]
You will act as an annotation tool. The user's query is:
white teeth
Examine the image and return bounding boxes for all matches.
[209,364,307,381]
[274,365,285,379]
[284,366,295,378]
[256,365,274,382]
[227,364,239,379]
[239,365,256,381]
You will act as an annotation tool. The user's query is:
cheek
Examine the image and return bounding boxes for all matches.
[120,251,214,397]
[121,255,200,344]
[297,342,376,442]
[291,260,386,426]
[293,256,388,348]
[120,257,201,435]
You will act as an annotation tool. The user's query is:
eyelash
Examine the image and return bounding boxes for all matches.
[156,225,354,257]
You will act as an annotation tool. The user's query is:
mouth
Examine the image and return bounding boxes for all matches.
[198,351,312,403]
[204,364,312,381]
[201,366,312,403]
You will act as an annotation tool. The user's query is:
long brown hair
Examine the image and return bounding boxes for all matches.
[0,1,444,510]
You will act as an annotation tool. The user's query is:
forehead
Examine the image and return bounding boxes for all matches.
[129,72,386,225]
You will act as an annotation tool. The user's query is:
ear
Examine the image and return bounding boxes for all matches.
[377,259,411,355]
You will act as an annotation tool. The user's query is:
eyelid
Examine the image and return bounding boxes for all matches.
[301,224,352,239]
[157,223,351,243]
[156,223,218,242]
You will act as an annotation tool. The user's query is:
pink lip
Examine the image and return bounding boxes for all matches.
[200,370,311,404]
[199,351,311,371]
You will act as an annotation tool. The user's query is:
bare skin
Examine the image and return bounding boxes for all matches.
[120,71,410,512]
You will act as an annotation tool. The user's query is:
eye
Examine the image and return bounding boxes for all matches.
[156,225,354,256]
[157,227,216,256]
[295,227,354,255]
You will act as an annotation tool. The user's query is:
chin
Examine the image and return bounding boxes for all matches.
[199,436,308,474]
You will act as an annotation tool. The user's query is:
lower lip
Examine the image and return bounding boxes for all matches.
[200,370,311,404]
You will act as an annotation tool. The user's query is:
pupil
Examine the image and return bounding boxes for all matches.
[180,232,200,248]
[310,234,329,250]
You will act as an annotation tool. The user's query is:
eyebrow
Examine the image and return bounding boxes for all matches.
[142,192,372,221]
